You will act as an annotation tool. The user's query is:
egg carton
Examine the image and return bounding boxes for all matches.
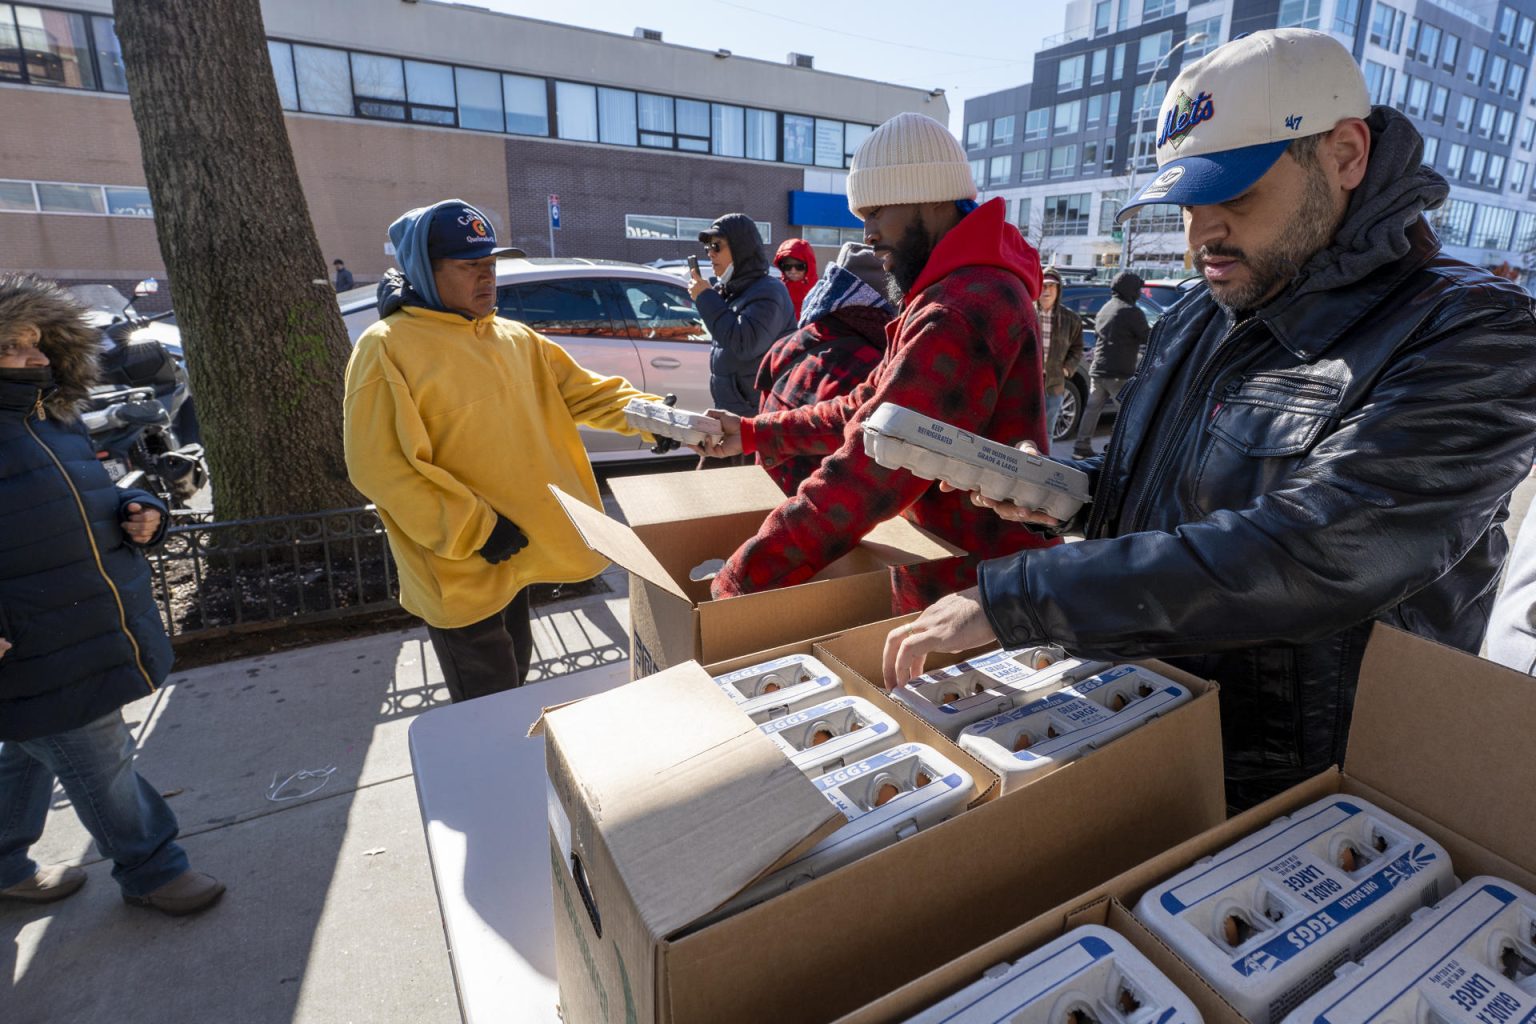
[759,695,905,777]
[959,665,1193,793]
[713,654,844,723]
[1135,796,1456,1024]
[905,924,1203,1024]
[890,652,1105,739]
[1285,877,1536,1024]
[702,742,971,925]
[622,398,724,447]
[860,403,1092,521]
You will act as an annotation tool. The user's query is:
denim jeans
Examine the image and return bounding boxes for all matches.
[0,709,187,896]
[1044,390,1066,443]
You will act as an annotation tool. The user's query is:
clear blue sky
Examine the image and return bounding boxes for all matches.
[476,0,1073,133]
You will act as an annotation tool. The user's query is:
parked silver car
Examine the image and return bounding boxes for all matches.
[340,258,713,462]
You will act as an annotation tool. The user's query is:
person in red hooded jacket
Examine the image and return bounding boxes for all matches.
[698,113,1057,610]
[773,238,819,323]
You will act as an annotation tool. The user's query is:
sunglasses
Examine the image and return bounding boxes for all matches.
[780,261,808,273]
[706,241,724,254]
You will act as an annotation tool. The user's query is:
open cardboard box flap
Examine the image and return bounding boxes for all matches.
[550,484,689,601]
[604,464,788,527]
[541,661,842,939]
[1345,622,1536,868]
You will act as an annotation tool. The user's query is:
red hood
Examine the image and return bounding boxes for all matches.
[902,198,1042,307]
[774,238,819,280]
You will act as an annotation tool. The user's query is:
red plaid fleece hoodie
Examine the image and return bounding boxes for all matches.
[711,198,1059,610]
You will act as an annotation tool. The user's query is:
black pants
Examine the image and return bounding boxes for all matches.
[426,589,533,703]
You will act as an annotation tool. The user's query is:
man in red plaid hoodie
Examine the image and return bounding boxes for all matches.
[700,112,1058,610]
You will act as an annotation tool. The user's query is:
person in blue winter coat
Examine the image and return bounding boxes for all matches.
[688,213,795,418]
[0,274,223,916]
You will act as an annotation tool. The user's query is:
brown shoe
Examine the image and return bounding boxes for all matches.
[123,870,225,916]
[0,864,87,904]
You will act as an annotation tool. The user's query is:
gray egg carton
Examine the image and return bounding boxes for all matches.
[861,403,1091,521]
[623,398,724,447]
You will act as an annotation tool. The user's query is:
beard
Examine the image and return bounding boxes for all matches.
[885,220,937,304]
[1194,166,1338,313]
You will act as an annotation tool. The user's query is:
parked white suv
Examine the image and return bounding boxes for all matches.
[340,257,714,462]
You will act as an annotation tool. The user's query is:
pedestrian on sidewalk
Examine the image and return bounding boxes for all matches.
[344,200,672,702]
[754,242,893,495]
[333,258,355,292]
[1035,267,1084,442]
[1071,270,1146,458]
[0,273,224,915]
[772,237,819,323]
[698,112,1058,609]
[885,30,1536,810]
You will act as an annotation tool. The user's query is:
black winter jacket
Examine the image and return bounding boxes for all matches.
[0,282,172,742]
[695,214,795,416]
[1089,271,1148,379]
[978,215,1536,809]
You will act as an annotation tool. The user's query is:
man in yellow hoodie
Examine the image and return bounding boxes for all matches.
[344,200,667,701]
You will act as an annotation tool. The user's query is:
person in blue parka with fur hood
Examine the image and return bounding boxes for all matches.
[0,274,223,916]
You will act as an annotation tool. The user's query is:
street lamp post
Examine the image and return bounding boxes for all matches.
[1119,32,1208,271]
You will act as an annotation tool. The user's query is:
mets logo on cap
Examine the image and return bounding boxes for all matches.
[1158,89,1216,152]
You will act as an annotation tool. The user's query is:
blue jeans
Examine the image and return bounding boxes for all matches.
[1044,390,1066,441]
[0,710,187,896]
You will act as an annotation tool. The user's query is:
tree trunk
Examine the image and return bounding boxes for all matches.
[113,0,359,519]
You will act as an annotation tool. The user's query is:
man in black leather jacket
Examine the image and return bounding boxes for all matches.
[884,29,1536,809]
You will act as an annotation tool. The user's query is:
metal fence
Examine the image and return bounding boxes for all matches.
[150,506,401,640]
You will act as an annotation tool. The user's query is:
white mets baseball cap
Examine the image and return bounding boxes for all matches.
[1117,28,1370,223]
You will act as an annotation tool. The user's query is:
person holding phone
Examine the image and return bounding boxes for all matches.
[688,213,794,420]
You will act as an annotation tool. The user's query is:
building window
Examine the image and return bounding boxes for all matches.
[1186,17,1221,56]
[1099,189,1126,233]
[351,52,406,120]
[992,115,1015,147]
[813,118,845,167]
[749,109,780,161]
[1515,211,1536,251]
[1474,204,1515,247]
[1113,43,1127,80]
[1059,54,1085,92]
[1521,14,1535,54]
[1278,0,1322,30]
[1133,80,1168,122]
[1433,198,1474,245]
[783,113,814,163]
[1498,5,1517,45]
[1498,108,1516,144]
[1441,33,1460,74]
[1368,2,1405,51]
[1468,148,1487,182]
[1021,150,1046,182]
[1468,45,1486,84]
[1137,31,1173,72]
[1054,100,1082,135]
[1430,84,1449,124]
[1042,192,1093,236]
[91,16,125,93]
[504,74,549,136]
[1135,204,1183,232]
[405,60,456,124]
[988,154,1013,184]
[293,44,352,116]
[458,67,505,133]
[1131,129,1157,169]
[1521,117,1536,150]
[625,214,770,243]
[1447,142,1466,178]
[712,104,746,158]
[966,122,986,149]
[1488,154,1507,188]
[1423,135,1439,165]
[4,5,97,88]
[0,178,154,218]
[268,41,298,110]
[969,159,985,187]
[1143,0,1175,18]
[1412,23,1442,64]
[1091,48,1107,85]
[1094,0,1112,36]
[1335,0,1363,36]
[1456,95,1475,131]
[1050,144,1078,177]
[1404,77,1429,118]
[1507,64,1526,101]
[1103,137,1117,169]
[1363,61,1394,105]
[1086,94,1103,128]
[1016,196,1032,232]
[1107,93,1120,128]
[555,81,597,141]
[1083,140,1098,168]
[1024,108,1049,141]
[1476,101,1496,138]
[1488,54,1508,93]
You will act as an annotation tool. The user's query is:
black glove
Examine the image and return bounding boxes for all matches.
[479,514,528,564]
[650,393,681,455]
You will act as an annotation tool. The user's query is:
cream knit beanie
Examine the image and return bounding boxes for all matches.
[845,112,977,220]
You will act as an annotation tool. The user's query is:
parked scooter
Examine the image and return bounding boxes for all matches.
[81,385,208,507]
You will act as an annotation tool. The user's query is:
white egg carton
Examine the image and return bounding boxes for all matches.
[959,665,1193,793]
[712,654,844,723]
[1285,877,1536,1024]
[702,742,971,924]
[1135,796,1456,1024]
[861,403,1091,521]
[890,651,1104,739]
[905,924,1203,1024]
[622,397,724,447]
[759,695,904,777]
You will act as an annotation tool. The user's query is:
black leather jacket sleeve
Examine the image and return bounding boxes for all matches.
[979,300,1536,659]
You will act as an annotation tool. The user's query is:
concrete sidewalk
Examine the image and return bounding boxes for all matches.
[1,564,632,1024]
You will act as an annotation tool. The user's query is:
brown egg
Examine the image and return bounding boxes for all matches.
[941,690,963,705]
[810,729,834,746]
[1118,987,1141,1014]
[761,681,781,693]
[1339,845,1359,872]
[915,772,932,788]
[1046,725,1060,738]
[1137,683,1154,697]
[1223,914,1252,947]
[1030,652,1054,669]
[1013,733,1035,752]
[1110,693,1129,711]
[874,783,901,807]
[1373,832,1388,853]
[850,721,864,731]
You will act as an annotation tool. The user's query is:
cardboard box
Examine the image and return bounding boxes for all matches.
[542,616,1227,1024]
[550,465,959,677]
[839,624,1536,1024]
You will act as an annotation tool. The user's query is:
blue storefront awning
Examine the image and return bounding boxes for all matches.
[788,190,862,231]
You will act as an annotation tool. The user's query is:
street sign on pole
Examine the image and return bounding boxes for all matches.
[548,193,560,257]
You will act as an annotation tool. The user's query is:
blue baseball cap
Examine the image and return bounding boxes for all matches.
[1117,29,1370,223]
[426,201,525,260]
